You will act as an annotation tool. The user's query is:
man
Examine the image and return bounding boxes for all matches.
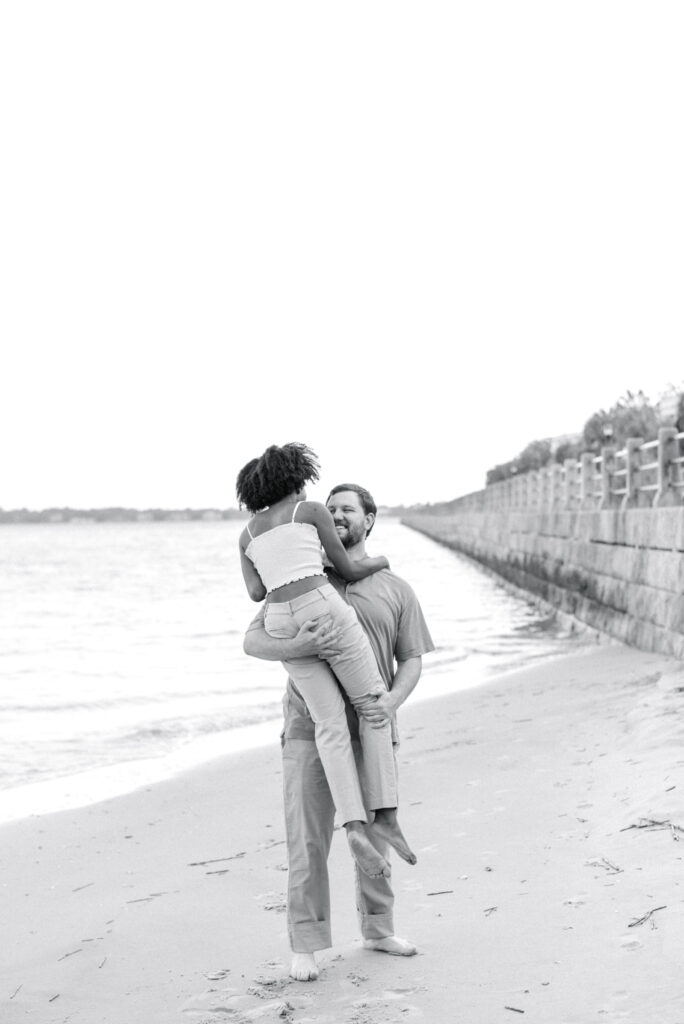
[244,484,434,981]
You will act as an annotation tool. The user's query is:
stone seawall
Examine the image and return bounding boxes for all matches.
[402,508,684,659]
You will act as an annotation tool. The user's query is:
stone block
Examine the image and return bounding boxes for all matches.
[596,510,621,544]
[665,594,684,634]
[651,507,684,551]
[623,509,652,548]
[635,548,681,592]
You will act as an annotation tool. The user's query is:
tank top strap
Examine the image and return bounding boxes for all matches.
[291,501,302,522]
[246,519,255,540]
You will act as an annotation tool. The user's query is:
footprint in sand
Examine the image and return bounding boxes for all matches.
[180,985,243,1016]
[255,891,287,913]
[619,936,643,951]
[382,986,423,1000]
[205,968,232,982]
[182,988,294,1022]
[563,895,588,907]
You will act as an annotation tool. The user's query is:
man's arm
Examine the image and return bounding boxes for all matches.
[243,612,342,662]
[357,656,422,729]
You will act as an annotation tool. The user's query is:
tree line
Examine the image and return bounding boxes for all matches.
[486,388,684,485]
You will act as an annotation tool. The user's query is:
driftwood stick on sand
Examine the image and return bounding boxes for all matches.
[188,852,246,866]
[57,949,83,962]
[628,905,667,928]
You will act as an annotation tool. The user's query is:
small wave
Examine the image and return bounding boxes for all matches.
[107,707,282,747]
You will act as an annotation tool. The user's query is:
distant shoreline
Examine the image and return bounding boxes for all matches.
[0,508,248,524]
[0,505,407,524]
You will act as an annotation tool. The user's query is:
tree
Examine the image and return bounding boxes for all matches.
[582,390,658,452]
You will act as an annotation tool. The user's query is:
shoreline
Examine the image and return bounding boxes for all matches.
[0,635,592,827]
[3,642,684,1021]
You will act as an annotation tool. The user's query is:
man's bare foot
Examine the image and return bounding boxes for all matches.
[370,809,417,865]
[290,952,319,981]
[346,824,391,878]
[363,935,417,956]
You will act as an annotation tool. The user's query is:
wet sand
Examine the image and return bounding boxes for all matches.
[2,642,684,1023]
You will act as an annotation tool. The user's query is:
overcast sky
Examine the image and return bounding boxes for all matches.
[2,2,682,510]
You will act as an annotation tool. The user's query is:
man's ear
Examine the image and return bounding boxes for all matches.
[365,512,375,534]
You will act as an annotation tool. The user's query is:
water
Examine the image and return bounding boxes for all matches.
[0,518,583,821]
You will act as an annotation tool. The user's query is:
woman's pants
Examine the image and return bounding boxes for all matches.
[265,583,397,824]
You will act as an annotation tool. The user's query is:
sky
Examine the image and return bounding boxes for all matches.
[2,2,683,510]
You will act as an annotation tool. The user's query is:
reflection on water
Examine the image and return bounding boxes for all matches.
[0,518,586,809]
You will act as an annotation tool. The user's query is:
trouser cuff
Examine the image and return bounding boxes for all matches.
[289,920,333,954]
[359,910,394,941]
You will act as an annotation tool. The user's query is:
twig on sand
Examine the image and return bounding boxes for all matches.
[427,890,454,896]
[587,857,623,874]
[620,817,684,834]
[484,906,498,916]
[628,905,667,928]
[620,817,668,832]
[98,957,107,969]
[188,853,245,866]
[48,994,60,1003]
[504,1006,525,1013]
[57,949,82,962]
[10,985,22,1000]
[620,817,684,841]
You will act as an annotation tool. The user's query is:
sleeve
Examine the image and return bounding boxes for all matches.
[395,583,435,661]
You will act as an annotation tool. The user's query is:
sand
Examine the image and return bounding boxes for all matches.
[2,641,684,1024]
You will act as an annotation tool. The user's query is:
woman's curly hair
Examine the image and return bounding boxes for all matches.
[236,443,321,513]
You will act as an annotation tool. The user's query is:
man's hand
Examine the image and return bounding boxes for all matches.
[292,615,343,660]
[357,688,398,729]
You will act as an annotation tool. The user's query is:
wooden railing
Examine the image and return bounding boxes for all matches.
[444,427,684,513]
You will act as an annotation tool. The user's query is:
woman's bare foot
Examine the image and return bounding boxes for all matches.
[345,823,391,878]
[370,809,417,865]
[290,952,319,981]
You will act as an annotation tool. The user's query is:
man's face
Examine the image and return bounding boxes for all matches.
[326,490,373,549]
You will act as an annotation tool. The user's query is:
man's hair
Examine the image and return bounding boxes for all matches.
[236,443,320,513]
[326,482,377,536]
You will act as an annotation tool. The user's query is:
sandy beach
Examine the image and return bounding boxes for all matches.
[2,640,684,1024]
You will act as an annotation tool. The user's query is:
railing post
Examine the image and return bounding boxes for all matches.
[564,458,578,509]
[580,452,595,508]
[621,436,644,509]
[654,426,678,506]
[599,446,617,509]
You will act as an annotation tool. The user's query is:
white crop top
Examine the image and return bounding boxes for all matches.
[245,503,325,593]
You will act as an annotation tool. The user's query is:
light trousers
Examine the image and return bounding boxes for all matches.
[282,733,394,953]
[265,583,397,823]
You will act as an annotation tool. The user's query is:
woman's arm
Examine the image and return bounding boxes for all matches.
[239,536,267,602]
[306,503,389,581]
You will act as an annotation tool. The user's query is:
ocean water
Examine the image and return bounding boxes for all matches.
[0,518,583,821]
